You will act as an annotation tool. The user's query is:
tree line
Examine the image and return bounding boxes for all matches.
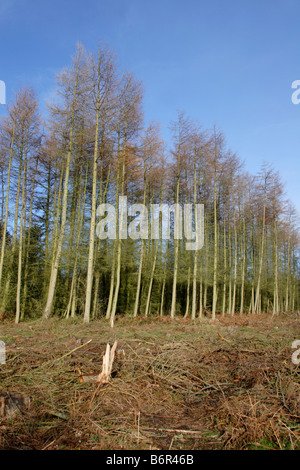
[0,43,299,325]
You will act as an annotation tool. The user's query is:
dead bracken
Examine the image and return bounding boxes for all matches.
[0,313,299,450]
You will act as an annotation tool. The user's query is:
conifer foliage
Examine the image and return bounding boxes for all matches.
[0,43,299,323]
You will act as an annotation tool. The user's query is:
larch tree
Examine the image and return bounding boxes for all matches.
[43,44,89,319]
[84,44,117,324]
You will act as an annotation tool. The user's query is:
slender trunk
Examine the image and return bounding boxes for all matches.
[0,122,15,289]
[84,78,101,323]
[199,267,203,318]
[91,274,100,320]
[222,219,227,316]
[212,166,218,320]
[231,208,237,316]
[106,244,116,319]
[170,119,181,320]
[16,135,28,323]
[240,204,246,315]
[184,266,191,319]
[65,167,87,319]
[133,169,147,318]
[191,161,198,320]
[159,237,169,317]
[43,58,80,319]
[228,220,232,315]
[21,157,38,319]
[144,241,158,317]
[2,141,23,310]
[285,229,291,312]
[272,219,279,316]
[109,134,126,328]
[254,183,266,314]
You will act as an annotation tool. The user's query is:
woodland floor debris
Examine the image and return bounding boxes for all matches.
[0,313,299,450]
[0,393,30,418]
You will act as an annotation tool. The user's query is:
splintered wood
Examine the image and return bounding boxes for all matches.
[79,341,118,385]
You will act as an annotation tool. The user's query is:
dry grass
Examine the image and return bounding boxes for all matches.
[0,313,299,450]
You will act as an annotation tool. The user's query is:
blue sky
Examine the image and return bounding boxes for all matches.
[0,0,300,215]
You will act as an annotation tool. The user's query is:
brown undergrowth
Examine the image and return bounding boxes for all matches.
[0,313,299,450]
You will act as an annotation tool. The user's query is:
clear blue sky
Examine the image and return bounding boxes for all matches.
[1,0,300,215]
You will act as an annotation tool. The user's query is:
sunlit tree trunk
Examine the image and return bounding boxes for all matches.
[16,139,28,324]
[21,157,39,320]
[44,47,84,319]
[0,121,15,290]
[84,71,101,324]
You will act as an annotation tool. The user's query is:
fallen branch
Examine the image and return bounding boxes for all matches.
[141,426,204,435]
[217,331,232,344]
[55,339,92,362]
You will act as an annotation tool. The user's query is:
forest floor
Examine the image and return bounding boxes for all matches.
[0,313,299,450]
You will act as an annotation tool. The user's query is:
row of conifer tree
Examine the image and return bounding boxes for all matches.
[0,43,299,324]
